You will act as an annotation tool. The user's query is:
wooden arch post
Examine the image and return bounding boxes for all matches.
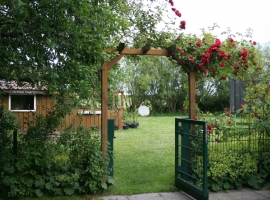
[101,43,197,155]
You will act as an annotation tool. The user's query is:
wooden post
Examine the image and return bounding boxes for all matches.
[121,91,124,108]
[101,55,124,155]
[189,71,196,119]
[101,63,108,155]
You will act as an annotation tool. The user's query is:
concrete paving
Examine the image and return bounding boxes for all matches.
[100,187,270,200]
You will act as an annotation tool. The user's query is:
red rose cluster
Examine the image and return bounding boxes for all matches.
[166,0,186,29]
[198,39,223,71]
[195,38,244,79]
[239,48,248,61]
[229,38,237,48]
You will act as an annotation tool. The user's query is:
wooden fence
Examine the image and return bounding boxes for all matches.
[12,108,124,132]
[59,108,124,130]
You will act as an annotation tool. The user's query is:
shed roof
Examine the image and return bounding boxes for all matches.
[0,80,47,94]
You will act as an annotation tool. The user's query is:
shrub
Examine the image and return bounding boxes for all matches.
[193,143,270,191]
[0,125,111,198]
[0,105,19,196]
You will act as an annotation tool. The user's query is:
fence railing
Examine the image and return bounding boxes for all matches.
[208,128,270,155]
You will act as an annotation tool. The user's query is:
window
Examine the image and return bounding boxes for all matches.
[9,94,36,112]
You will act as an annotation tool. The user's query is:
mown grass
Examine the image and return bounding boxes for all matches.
[102,115,183,195]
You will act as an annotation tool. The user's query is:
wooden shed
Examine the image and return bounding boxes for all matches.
[0,81,124,131]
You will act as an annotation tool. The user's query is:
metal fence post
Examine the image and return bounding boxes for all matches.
[107,119,114,177]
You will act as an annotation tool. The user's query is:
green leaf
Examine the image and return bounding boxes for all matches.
[45,182,53,190]
[35,189,43,198]
[101,182,107,189]
[64,187,74,196]
[107,176,115,185]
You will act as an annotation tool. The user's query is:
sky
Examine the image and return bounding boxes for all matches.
[169,0,270,45]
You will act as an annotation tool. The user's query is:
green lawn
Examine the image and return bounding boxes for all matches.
[103,115,181,195]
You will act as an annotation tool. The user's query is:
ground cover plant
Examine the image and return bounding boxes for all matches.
[0,105,111,199]
[192,110,270,191]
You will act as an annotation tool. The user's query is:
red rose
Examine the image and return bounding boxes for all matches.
[228,121,231,125]
[180,21,186,25]
[240,104,244,108]
[220,62,225,67]
[219,76,227,81]
[253,41,257,45]
[175,10,181,17]
[203,68,207,75]
[177,47,181,51]
[225,54,231,60]
[219,51,226,59]
[198,63,204,68]
[180,24,186,29]
[181,50,185,55]
[224,108,227,111]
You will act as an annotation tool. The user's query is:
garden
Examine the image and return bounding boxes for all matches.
[1,111,269,199]
[1,0,270,199]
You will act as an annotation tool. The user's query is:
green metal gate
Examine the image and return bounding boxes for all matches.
[175,118,208,200]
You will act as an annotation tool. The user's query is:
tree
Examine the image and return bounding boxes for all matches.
[0,0,171,94]
[118,56,187,113]
[196,78,230,112]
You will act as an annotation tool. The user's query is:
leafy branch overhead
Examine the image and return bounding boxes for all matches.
[0,0,264,107]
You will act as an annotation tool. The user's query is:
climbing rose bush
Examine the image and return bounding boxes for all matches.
[171,32,262,81]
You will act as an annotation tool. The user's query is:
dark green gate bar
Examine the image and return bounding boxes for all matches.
[108,119,114,177]
[175,118,208,200]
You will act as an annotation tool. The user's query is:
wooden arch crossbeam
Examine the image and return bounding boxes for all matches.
[101,43,196,154]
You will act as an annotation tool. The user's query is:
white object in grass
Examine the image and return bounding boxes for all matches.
[138,105,150,116]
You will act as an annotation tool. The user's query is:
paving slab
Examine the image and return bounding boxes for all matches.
[101,192,192,200]
[100,188,270,200]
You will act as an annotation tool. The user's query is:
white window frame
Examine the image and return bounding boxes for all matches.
[9,94,36,112]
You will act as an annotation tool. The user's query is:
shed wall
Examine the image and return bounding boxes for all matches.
[1,94,124,131]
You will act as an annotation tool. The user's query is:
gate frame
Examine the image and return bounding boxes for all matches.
[175,118,208,200]
[101,43,196,154]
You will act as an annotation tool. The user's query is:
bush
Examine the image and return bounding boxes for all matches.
[193,144,270,191]
[0,105,19,196]
[0,126,111,198]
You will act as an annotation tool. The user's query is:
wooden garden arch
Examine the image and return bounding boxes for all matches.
[101,43,196,154]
